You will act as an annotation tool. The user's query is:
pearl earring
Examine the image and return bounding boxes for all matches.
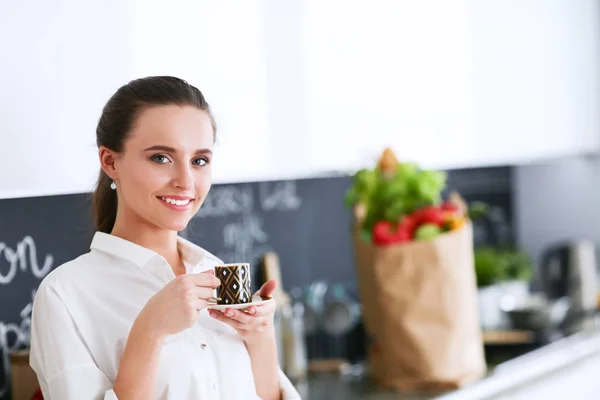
[110,181,117,190]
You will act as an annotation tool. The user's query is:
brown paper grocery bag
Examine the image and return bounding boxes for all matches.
[354,222,486,392]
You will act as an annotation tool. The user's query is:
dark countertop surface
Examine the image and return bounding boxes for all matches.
[302,374,439,400]
[298,330,600,400]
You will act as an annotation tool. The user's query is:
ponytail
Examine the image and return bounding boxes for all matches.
[92,171,118,233]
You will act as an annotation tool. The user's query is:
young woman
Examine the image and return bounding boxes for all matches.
[29,76,300,399]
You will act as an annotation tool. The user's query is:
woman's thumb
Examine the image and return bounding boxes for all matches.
[257,280,277,297]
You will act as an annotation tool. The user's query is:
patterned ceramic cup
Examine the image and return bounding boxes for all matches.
[214,263,252,305]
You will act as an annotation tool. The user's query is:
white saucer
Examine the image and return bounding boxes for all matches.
[207,296,274,311]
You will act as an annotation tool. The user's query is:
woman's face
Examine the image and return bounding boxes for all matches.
[113,105,214,232]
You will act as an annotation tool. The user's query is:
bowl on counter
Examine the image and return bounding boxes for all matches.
[500,293,570,331]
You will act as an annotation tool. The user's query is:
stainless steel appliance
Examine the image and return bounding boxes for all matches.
[539,240,598,334]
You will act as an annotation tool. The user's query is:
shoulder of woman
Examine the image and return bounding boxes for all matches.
[35,252,96,299]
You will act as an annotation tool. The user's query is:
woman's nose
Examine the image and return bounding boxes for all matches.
[173,164,194,189]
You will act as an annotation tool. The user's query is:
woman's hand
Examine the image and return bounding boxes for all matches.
[211,280,282,399]
[209,280,278,346]
[136,270,221,340]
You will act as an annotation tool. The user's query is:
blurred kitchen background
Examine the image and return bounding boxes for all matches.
[2,1,600,399]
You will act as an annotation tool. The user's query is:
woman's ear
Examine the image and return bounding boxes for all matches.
[98,146,119,180]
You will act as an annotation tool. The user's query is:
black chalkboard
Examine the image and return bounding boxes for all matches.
[0,193,93,399]
[0,167,513,399]
[184,177,356,293]
[0,177,357,399]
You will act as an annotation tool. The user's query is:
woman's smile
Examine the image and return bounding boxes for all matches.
[157,195,195,211]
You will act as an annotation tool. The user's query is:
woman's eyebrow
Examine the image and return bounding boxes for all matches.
[144,145,176,152]
[144,145,213,156]
[194,148,213,156]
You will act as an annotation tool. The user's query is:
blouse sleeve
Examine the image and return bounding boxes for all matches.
[278,368,302,400]
[29,281,118,400]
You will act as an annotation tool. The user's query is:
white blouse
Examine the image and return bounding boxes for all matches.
[29,232,301,399]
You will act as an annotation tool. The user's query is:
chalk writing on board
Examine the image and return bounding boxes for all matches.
[0,290,36,397]
[195,185,254,218]
[0,236,52,396]
[191,181,302,264]
[195,181,302,219]
[192,181,302,262]
[0,236,54,284]
[258,181,302,211]
[218,214,272,263]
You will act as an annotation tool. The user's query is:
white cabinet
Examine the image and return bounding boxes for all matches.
[125,0,600,183]
[0,0,130,199]
[127,0,273,184]
[2,1,599,199]
[300,0,478,172]
[298,0,600,172]
[466,0,600,168]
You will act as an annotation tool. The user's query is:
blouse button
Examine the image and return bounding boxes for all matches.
[201,343,207,350]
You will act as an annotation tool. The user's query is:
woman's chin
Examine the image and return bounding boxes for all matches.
[156,217,191,232]
[170,221,191,232]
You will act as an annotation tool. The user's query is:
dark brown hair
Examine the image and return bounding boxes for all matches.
[92,76,216,233]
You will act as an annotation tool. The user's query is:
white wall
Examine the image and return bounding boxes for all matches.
[468,0,600,166]
[0,0,130,199]
[300,0,600,171]
[127,0,273,185]
[301,0,477,172]
[0,0,274,199]
[1,1,599,199]
[485,1,600,267]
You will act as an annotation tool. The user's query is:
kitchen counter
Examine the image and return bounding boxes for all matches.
[302,330,600,400]
[301,374,436,400]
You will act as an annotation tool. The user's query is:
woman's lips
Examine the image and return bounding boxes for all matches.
[157,196,194,211]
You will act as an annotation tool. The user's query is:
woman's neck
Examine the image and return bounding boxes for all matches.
[110,207,184,275]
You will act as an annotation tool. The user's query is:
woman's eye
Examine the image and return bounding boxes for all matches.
[151,154,170,164]
[192,157,209,166]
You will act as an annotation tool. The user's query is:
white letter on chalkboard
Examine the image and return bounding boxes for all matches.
[0,243,17,285]
[0,236,53,284]
[18,236,53,279]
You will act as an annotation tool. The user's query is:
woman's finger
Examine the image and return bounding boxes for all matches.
[192,298,208,312]
[250,297,277,315]
[189,271,221,289]
[246,305,272,317]
[223,308,255,325]
[255,280,277,298]
[193,287,216,300]
[210,311,249,330]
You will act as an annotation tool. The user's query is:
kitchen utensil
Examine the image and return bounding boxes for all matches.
[500,293,570,331]
[539,240,598,334]
[281,299,308,380]
[261,251,291,309]
[303,281,328,335]
[260,251,292,367]
[478,280,529,330]
[321,283,361,336]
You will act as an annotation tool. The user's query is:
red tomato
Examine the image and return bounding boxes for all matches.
[400,214,418,234]
[441,201,459,213]
[394,224,412,242]
[373,221,397,245]
[373,220,411,246]
[412,206,445,227]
